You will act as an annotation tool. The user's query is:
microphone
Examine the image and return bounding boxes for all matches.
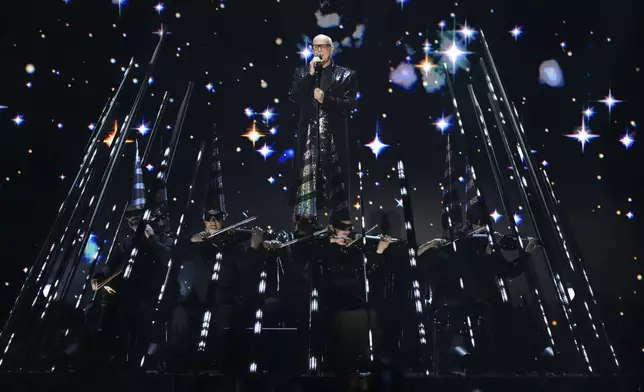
[314,54,323,69]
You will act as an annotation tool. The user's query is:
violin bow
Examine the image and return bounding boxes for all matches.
[278,227,329,248]
[345,224,378,248]
[203,216,258,240]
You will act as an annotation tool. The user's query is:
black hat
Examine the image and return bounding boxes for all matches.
[330,207,351,226]
[204,127,227,218]
[127,140,146,214]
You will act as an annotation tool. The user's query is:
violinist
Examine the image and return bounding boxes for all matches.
[169,207,264,375]
[314,210,397,374]
[87,203,173,370]
[169,135,265,378]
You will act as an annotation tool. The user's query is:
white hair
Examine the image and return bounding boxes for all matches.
[313,34,333,47]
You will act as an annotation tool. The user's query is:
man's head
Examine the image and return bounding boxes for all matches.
[312,34,334,65]
[125,209,143,231]
[332,220,353,238]
[203,209,226,233]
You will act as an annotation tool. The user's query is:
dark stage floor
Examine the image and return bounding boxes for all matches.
[0,371,638,392]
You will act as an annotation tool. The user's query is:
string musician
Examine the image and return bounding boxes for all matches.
[302,209,395,376]
[86,150,174,370]
[168,135,266,379]
[417,225,539,374]
[169,207,265,375]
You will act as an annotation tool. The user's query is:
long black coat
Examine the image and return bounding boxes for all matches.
[287,63,358,210]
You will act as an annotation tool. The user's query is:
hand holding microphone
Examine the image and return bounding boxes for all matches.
[309,54,323,75]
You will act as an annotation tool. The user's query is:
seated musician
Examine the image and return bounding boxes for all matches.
[170,198,264,375]
[87,201,173,369]
[319,210,395,374]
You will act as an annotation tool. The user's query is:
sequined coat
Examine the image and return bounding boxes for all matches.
[287,63,358,214]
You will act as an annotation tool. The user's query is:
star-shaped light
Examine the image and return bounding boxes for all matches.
[59,174,66,181]
[620,132,634,149]
[442,41,468,65]
[136,122,150,135]
[244,107,255,118]
[154,2,164,14]
[365,134,389,159]
[416,56,436,74]
[145,163,155,172]
[12,114,24,126]
[206,83,215,92]
[267,176,276,184]
[261,107,275,122]
[490,209,503,223]
[242,122,264,147]
[583,107,595,118]
[626,211,634,220]
[257,143,274,160]
[395,198,403,208]
[438,20,447,30]
[434,114,451,133]
[298,46,312,61]
[458,22,476,42]
[353,202,361,210]
[269,127,278,135]
[565,118,599,152]
[510,26,523,40]
[599,89,621,114]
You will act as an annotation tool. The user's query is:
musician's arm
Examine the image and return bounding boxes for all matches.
[417,238,445,257]
[148,230,174,261]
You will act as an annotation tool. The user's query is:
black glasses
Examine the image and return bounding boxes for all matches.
[334,222,353,231]
[203,212,226,222]
[311,44,331,51]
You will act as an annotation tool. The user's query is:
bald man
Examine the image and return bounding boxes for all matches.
[288,34,358,233]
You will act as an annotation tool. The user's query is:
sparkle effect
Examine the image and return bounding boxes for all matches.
[510,26,523,40]
[365,132,389,159]
[0,2,639,371]
[242,122,264,147]
[599,89,621,115]
[565,117,599,152]
[619,132,634,149]
[434,114,451,133]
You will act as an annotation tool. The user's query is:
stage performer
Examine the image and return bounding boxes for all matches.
[88,143,174,370]
[288,34,358,233]
[314,209,395,375]
[168,132,265,380]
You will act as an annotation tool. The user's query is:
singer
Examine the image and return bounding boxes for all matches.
[288,34,358,233]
